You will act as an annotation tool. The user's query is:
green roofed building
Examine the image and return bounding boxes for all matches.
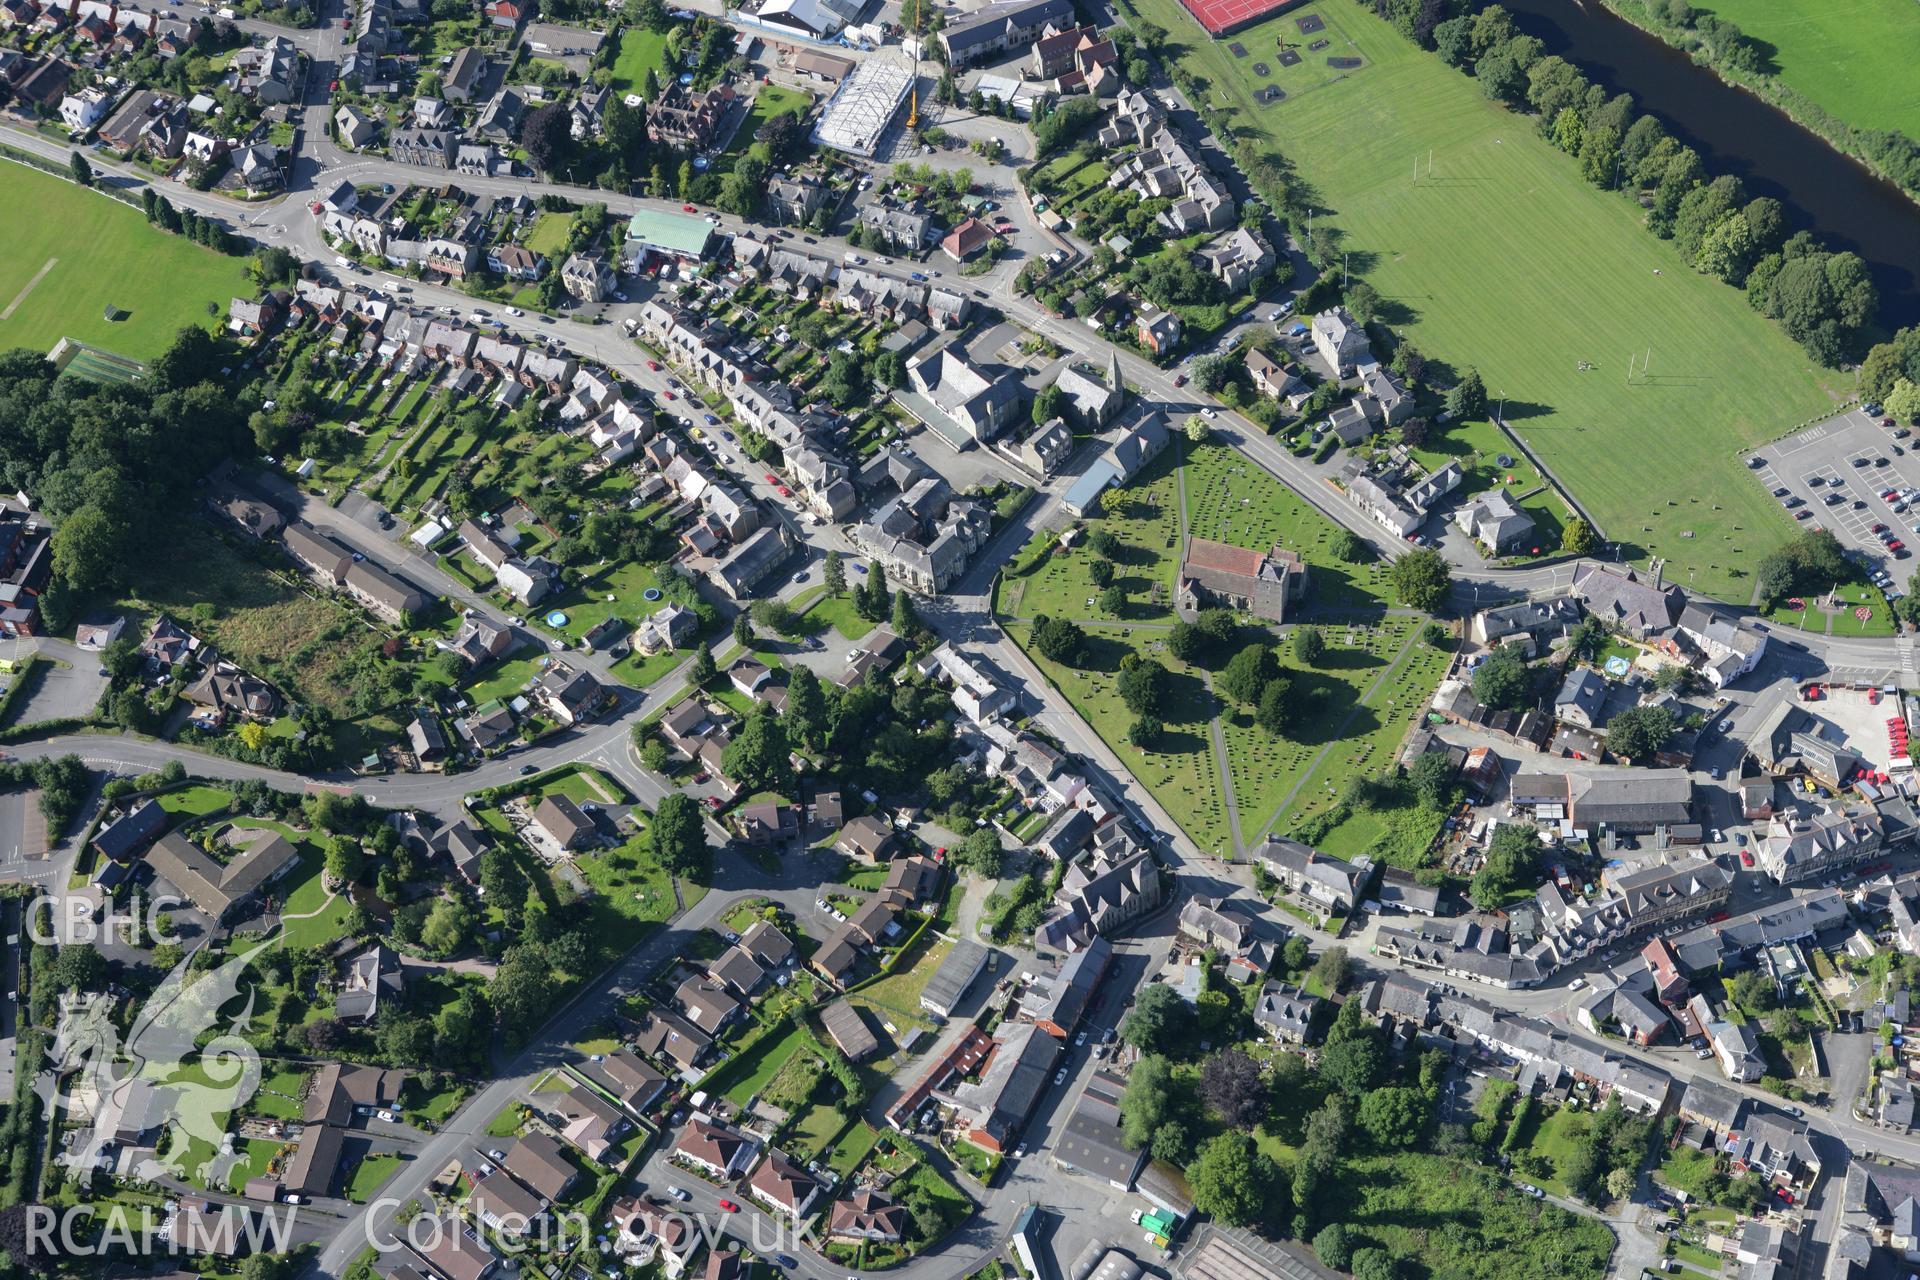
[625,209,717,263]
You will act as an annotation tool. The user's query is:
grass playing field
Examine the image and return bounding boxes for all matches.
[1625,0,1920,139]
[1128,0,1851,600]
[0,162,250,361]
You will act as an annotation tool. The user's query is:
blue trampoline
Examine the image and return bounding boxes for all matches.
[643,588,663,601]
[546,611,569,627]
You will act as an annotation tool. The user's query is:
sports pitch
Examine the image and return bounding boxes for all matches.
[0,162,249,362]
[1129,0,1850,600]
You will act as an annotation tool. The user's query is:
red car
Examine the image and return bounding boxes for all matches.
[1892,540,1907,552]
[705,796,723,811]
[684,204,697,212]
[1739,849,1755,868]
[1173,374,1187,387]
[777,485,791,497]
[1708,910,1731,923]
[764,473,779,485]
[645,359,660,371]
[663,390,676,400]
[1873,523,1888,533]
[718,1200,740,1214]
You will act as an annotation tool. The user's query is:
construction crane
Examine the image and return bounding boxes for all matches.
[905,0,923,129]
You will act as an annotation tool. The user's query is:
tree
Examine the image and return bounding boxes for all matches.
[1128,714,1163,750]
[1031,614,1087,665]
[1313,1225,1355,1272]
[1033,382,1066,427]
[1390,547,1451,611]
[1472,644,1532,710]
[1122,982,1195,1056]
[1730,968,1777,1014]
[1888,377,1920,426]
[823,551,847,597]
[1407,751,1458,810]
[324,837,366,887]
[603,92,648,167]
[1185,416,1210,444]
[1470,823,1540,911]
[1118,658,1169,717]
[1187,1132,1281,1227]
[892,588,922,637]
[519,102,571,174]
[1310,945,1351,993]
[1166,621,1203,663]
[733,610,753,646]
[954,828,1003,877]
[1320,1028,1382,1097]
[1605,1166,1637,1202]
[1088,558,1115,588]
[1350,1248,1398,1280]
[1292,626,1326,666]
[1220,643,1279,706]
[1119,1053,1182,1146]
[69,150,93,186]
[691,644,718,685]
[489,944,557,1040]
[1357,1086,1430,1148]
[242,1252,286,1280]
[420,896,476,957]
[1345,280,1380,324]
[1099,583,1127,614]
[1198,1048,1268,1127]
[1559,516,1600,555]
[1606,704,1676,761]
[1256,676,1293,736]
[47,944,105,993]
[52,504,129,593]
[1330,529,1369,563]
[1445,368,1487,419]
[785,666,829,752]
[722,705,793,795]
[650,792,710,877]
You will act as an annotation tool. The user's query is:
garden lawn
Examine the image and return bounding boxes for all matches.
[607,25,672,94]
[1629,0,1920,138]
[0,164,250,361]
[802,591,877,641]
[536,561,664,643]
[849,937,951,1034]
[524,212,574,258]
[274,841,353,950]
[159,786,236,820]
[829,1122,882,1176]
[715,1021,813,1107]
[463,653,548,704]
[728,84,812,153]
[225,1138,281,1194]
[1129,0,1848,601]
[347,1153,404,1202]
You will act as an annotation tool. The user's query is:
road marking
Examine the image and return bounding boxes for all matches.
[0,256,57,321]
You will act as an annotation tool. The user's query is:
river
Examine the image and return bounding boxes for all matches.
[1495,0,1920,330]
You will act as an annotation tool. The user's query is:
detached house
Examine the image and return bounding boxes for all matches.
[672,1117,756,1180]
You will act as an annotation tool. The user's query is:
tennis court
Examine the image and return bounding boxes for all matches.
[1176,0,1302,37]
